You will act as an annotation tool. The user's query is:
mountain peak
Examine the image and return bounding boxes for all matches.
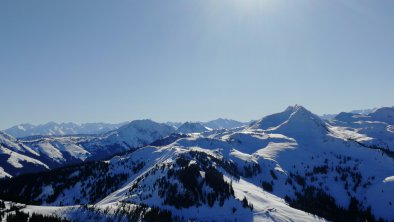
[250,105,310,130]
[288,105,317,119]
[269,106,328,141]
[249,105,327,139]
[177,122,210,134]
[110,119,175,147]
[203,118,245,130]
[117,119,174,134]
[285,104,308,113]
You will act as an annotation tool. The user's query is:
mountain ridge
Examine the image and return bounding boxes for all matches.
[0,120,176,177]
[4,122,128,138]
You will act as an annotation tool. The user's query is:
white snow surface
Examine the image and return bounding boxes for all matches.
[0,166,11,178]
[0,147,49,170]
[22,144,325,222]
[104,119,175,147]
[2,105,394,221]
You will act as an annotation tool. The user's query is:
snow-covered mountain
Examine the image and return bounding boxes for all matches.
[369,107,394,125]
[0,136,324,222]
[104,119,175,148]
[250,105,328,141]
[203,118,245,130]
[0,120,175,178]
[176,122,211,134]
[165,119,245,130]
[1,105,393,222]
[249,105,298,130]
[320,113,337,120]
[328,107,394,151]
[331,106,394,124]
[0,131,49,178]
[320,107,383,120]
[350,108,378,115]
[164,121,183,129]
[4,122,126,138]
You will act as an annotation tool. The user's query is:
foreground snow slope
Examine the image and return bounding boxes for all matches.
[1,144,324,222]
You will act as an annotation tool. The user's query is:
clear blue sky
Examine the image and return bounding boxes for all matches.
[1,0,393,129]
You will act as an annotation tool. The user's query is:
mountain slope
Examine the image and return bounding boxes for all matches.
[369,107,394,125]
[328,107,394,151]
[0,131,49,177]
[249,105,297,130]
[203,118,245,130]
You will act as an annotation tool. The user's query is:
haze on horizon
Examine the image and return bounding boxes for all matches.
[1,0,393,129]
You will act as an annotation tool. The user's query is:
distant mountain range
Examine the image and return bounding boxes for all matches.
[0,120,175,177]
[176,122,211,134]
[4,118,246,139]
[1,106,393,221]
[166,118,246,130]
[0,118,245,178]
[320,107,382,120]
[4,122,127,138]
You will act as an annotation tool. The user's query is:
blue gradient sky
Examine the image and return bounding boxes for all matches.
[1,0,393,129]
